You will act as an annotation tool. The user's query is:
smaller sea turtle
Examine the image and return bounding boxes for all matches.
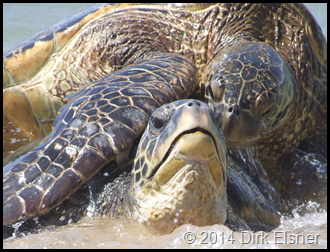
[203,39,327,203]
[96,99,280,234]
[204,40,326,160]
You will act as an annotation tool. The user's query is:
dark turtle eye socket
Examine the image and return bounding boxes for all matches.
[149,105,174,135]
[206,85,214,101]
[149,113,170,136]
[253,91,276,117]
[206,78,225,103]
[150,116,165,129]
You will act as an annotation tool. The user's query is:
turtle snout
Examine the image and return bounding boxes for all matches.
[222,104,242,141]
[227,104,241,118]
[221,103,262,148]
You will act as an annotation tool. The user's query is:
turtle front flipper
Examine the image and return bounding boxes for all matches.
[3,53,198,226]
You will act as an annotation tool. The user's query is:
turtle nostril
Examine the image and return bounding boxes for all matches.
[228,105,240,117]
[188,100,202,108]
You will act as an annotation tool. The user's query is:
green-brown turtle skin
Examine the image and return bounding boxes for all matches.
[3,53,198,226]
[3,3,326,229]
[204,40,326,160]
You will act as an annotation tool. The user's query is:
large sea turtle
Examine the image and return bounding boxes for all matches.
[3,3,327,237]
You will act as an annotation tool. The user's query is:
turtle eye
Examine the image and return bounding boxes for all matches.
[149,111,170,135]
[150,116,165,129]
[207,78,225,103]
[253,91,276,117]
[149,105,174,135]
[205,85,214,101]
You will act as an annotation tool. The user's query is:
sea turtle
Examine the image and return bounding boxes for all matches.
[94,99,280,234]
[110,99,230,235]
[3,3,327,236]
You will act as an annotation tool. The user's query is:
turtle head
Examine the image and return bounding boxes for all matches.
[205,42,294,149]
[131,99,227,234]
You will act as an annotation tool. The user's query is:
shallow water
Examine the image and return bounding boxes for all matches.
[3,209,327,249]
[3,3,327,249]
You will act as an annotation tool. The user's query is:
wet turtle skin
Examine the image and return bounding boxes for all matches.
[3,53,198,226]
[3,3,326,232]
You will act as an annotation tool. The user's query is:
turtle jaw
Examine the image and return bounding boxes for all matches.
[141,162,227,235]
[133,130,227,234]
[152,130,225,189]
